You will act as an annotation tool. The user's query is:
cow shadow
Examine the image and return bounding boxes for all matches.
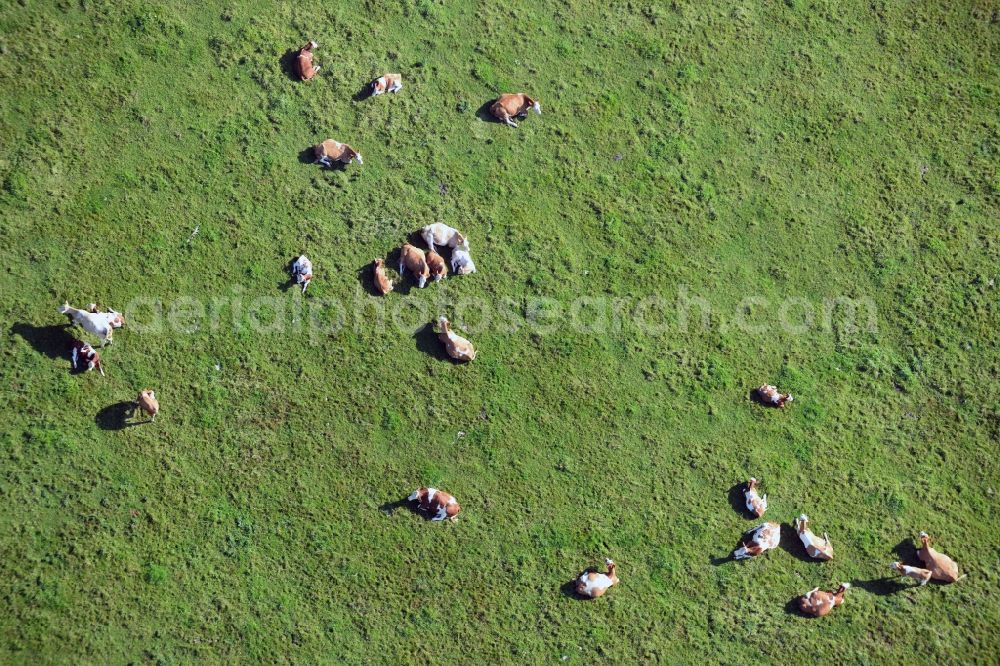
[352,82,373,102]
[728,482,756,519]
[413,322,453,362]
[379,497,445,521]
[95,400,143,431]
[560,579,587,599]
[356,262,380,296]
[709,553,733,566]
[892,537,918,565]
[10,323,76,360]
[278,257,301,293]
[298,146,319,165]
[852,577,911,596]
[783,595,811,618]
[279,49,300,81]
[378,499,410,516]
[779,523,816,563]
[474,99,502,124]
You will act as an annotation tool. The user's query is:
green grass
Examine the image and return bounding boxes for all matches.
[1,0,998,662]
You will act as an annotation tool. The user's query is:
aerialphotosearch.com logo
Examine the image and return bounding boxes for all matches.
[121,285,878,343]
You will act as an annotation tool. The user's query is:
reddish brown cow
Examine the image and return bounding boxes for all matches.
[296,41,321,80]
[490,93,541,128]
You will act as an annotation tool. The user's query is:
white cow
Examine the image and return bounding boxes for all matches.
[450,245,476,275]
[59,303,124,346]
[421,223,466,254]
[292,255,313,293]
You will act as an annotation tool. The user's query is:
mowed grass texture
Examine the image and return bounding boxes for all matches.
[1,0,998,662]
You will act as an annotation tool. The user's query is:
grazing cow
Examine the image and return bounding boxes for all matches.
[794,514,834,560]
[917,532,963,583]
[437,316,476,362]
[426,250,447,282]
[575,559,619,599]
[744,477,768,517]
[371,73,402,95]
[408,487,460,521]
[490,93,541,128]
[891,561,933,586]
[58,302,122,346]
[135,389,159,421]
[373,258,394,295]
[296,41,321,80]
[420,223,466,254]
[733,522,781,560]
[756,384,793,407]
[313,139,363,167]
[292,255,313,293]
[798,583,850,617]
[399,243,430,288]
[70,339,104,376]
[450,245,477,275]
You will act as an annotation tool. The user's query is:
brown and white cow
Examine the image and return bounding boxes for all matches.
[490,93,541,128]
[399,243,429,288]
[756,384,793,407]
[744,477,768,517]
[798,583,850,617]
[437,316,476,362]
[292,255,313,293]
[373,258,394,295]
[135,389,159,422]
[371,73,402,95]
[420,223,466,254]
[70,339,104,376]
[426,250,447,282]
[296,41,321,80]
[313,139,363,167]
[917,532,963,583]
[575,559,619,599]
[733,522,781,560]
[891,561,933,586]
[795,514,834,560]
[408,487,460,521]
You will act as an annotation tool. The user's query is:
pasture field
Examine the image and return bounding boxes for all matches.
[1,0,998,663]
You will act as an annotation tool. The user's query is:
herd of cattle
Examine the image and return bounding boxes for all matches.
[735,472,962,616]
[46,39,964,611]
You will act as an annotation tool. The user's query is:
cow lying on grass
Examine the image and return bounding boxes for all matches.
[292,255,313,293]
[744,477,767,517]
[490,93,541,128]
[296,41,321,80]
[371,73,402,95]
[70,339,104,375]
[733,522,780,560]
[798,583,850,617]
[408,487,460,521]
[437,316,475,361]
[313,139,363,167]
[574,559,618,599]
